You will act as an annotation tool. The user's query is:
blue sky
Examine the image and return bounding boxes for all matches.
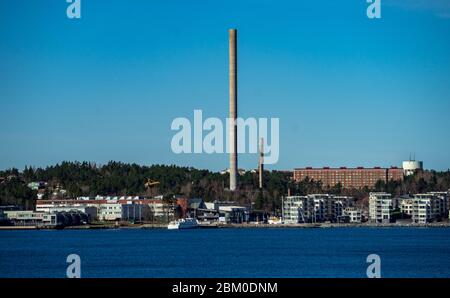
[0,0,449,171]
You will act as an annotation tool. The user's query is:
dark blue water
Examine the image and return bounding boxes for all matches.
[0,228,449,278]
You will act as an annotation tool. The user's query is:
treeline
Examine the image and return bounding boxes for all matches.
[0,176,36,210]
[1,161,450,212]
[373,170,450,196]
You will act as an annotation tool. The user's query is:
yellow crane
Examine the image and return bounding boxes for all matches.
[144,179,160,188]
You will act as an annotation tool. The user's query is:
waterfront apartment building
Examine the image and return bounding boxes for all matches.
[98,203,122,221]
[218,206,248,223]
[36,204,98,220]
[344,208,362,223]
[428,192,450,218]
[400,198,414,216]
[36,198,176,222]
[412,193,449,223]
[282,194,355,223]
[293,167,404,189]
[334,196,356,220]
[310,194,328,222]
[282,196,307,224]
[202,201,249,223]
[412,196,432,224]
[369,192,397,223]
[3,211,58,226]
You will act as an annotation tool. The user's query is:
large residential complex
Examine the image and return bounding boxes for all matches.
[36,197,173,222]
[293,167,404,189]
[369,191,449,224]
[411,193,449,224]
[0,195,255,227]
[282,194,357,223]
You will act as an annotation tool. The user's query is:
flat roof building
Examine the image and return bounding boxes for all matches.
[282,194,355,223]
[369,192,396,223]
[293,166,403,189]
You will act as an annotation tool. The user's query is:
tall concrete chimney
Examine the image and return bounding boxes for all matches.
[229,29,238,191]
[259,137,264,189]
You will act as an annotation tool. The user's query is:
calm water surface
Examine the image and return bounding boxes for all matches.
[0,228,449,278]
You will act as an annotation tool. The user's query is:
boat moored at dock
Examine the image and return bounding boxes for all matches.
[167,218,199,229]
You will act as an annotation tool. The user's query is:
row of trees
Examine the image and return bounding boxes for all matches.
[0,177,37,210]
[1,161,450,212]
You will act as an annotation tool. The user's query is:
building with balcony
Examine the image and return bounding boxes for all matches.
[282,194,355,223]
[344,208,362,223]
[282,196,307,224]
[369,192,397,223]
[412,193,448,223]
[400,198,414,216]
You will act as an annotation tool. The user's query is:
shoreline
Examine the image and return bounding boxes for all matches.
[1,222,450,230]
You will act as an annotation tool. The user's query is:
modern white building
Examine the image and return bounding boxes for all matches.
[282,196,307,223]
[344,208,362,223]
[369,192,396,223]
[282,195,355,223]
[334,196,355,220]
[218,206,248,223]
[36,204,97,220]
[98,203,122,221]
[148,201,170,218]
[310,194,327,222]
[35,197,178,222]
[428,192,449,218]
[334,200,345,219]
[412,193,448,223]
[400,198,414,216]
[412,195,432,224]
[4,211,58,226]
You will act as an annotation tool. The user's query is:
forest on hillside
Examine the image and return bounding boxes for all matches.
[1,161,449,211]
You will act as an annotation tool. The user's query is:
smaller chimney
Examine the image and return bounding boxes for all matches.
[259,138,264,189]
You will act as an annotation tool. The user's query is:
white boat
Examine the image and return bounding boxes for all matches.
[167,218,199,230]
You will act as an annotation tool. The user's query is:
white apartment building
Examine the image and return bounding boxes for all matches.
[282,195,355,223]
[4,211,57,226]
[36,204,98,220]
[412,193,448,223]
[400,198,414,216]
[148,201,170,217]
[282,196,307,224]
[344,208,362,223]
[369,192,396,223]
[311,195,327,222]
[98,203,122,221]
[428,192,449,218]
[412,195,432,224]
[36,198,175,222]
[218,206,248,223]
[334,200,345,219]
